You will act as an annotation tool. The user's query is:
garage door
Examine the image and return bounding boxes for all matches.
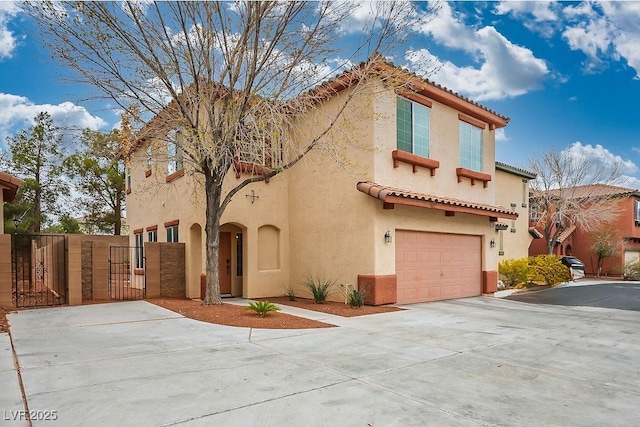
[395,231,481,304]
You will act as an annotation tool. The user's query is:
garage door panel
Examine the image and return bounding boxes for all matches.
[396,231,481,304]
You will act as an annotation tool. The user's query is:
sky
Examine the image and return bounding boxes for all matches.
[1,1,640,187]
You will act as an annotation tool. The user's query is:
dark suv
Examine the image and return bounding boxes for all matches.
[560,256,585,278]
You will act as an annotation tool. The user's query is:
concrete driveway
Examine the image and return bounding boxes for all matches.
[3,295,639,426]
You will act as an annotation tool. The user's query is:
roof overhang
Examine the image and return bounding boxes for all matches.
[0,171,22,203]
[357,181,518,220]
[529,227,543,239]
[555,224,576,243]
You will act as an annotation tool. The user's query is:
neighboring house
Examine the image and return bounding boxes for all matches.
[494,162,537,260]
[529,184,640,276]
[0,171,22,234]
[124,56,518,304]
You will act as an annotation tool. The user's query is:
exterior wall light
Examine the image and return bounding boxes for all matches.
[490,238,496,248]
[384,230,392,243]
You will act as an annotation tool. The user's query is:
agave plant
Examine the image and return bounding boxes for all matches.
[246,301,281,317]
[302,274,336,304]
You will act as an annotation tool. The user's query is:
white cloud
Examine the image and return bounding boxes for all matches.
[494,1,561,38]
[0,93,107,148]
[0,2,22,59]
[565,141,638,176]
[495,128,508,142]
[409,2,548,101]
[562,1,640,77]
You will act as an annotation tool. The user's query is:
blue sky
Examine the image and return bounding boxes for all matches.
[1,1,640,187]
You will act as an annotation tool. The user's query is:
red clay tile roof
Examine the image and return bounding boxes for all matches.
[555,224,576,243]
[495,161,536,180]
[307,52,509,128]
[357,181,518,219]
[0,171,22,203]
[546,183,640,199]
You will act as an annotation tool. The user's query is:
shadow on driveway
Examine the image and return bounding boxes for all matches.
[506,282,640,311]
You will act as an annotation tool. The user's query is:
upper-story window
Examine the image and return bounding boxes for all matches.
[397,97,430,158]
[167,130,184,175]
[459,121,482,171]
[634,198,640,226]
[146,145,153,170]
[148,229,157,242]
[126,167,132,192]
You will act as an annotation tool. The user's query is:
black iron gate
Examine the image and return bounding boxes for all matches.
[12,234,67,308]
[109,246,145,300]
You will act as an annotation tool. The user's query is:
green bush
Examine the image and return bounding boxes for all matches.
[624,260,640,280]
[283,285,297,301]
[302,274,335,304]
[338,284,367,308]
[246,301,281,316]
[527,255,571,286]
[498,258,529,288]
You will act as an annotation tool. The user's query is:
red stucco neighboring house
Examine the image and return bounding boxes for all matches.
[529,184,640,276]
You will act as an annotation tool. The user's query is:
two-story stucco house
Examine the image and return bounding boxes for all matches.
[124,57,518,305]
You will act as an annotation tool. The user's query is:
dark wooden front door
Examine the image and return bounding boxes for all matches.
[219,232,232,294]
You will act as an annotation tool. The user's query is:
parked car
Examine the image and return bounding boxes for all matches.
[560,256,585,280]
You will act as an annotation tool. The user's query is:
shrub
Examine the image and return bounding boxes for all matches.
[498,258,529,288]
[246,301,281,317]
[527,255,571,286]
[302,274,335,304]
[283,285,297,301]
[338,284,367,308]
[624,260,640,280]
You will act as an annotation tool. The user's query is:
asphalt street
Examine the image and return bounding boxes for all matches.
[506,281,640,311]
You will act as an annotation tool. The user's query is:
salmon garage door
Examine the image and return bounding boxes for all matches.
[395,230,482,304]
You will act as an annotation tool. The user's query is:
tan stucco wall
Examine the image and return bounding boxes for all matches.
[495,169,533,260]
[286,85,376,296]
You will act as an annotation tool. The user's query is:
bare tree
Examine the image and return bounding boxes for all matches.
[26,1,434,304]
[590,226,621,278]
[529,149,623,254]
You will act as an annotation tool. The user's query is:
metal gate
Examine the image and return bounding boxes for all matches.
[109,246,145,300]
[12,234,67,308]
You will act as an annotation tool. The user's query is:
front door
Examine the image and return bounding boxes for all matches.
[218,232,232,294]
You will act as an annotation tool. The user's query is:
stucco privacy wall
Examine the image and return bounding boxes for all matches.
[0,234,11,307]
[287,84,377,295]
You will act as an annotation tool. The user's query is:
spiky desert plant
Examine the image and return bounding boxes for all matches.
[246,301,281,317]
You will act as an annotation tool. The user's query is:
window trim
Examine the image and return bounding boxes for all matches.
[396,96,431,159]
[134,232,144,269]
[458,120,483,172]
[165,220,180,242]
[167,129,184,176]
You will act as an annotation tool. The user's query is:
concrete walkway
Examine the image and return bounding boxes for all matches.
[4,296,640,426]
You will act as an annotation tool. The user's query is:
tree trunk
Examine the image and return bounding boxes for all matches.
[115,195,122,235]
[203,169,223,305]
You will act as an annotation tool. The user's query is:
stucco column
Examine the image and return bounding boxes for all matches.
[0,234,12,307]
[66,235,82,306]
